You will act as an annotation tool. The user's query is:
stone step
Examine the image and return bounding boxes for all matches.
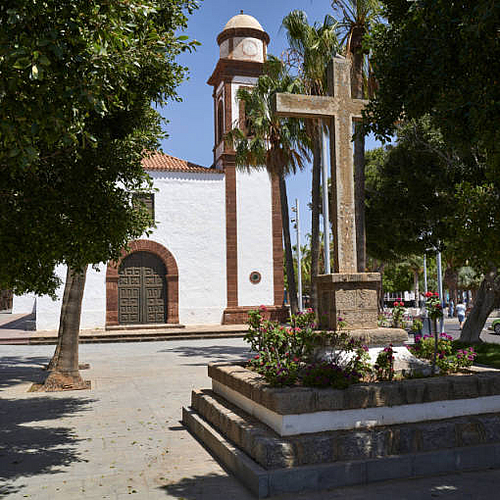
[105,323,185,331]
[184,391,500,498]
[190,388,500,470]
[3,331,245,345]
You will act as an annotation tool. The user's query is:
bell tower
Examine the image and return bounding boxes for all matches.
[208,13,285,323]
[208,12,270,167]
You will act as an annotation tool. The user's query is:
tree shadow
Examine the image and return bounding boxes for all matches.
[0,395,95,497]
[157,471,255,500]
[158,344,250,366]
[0,355,50,389]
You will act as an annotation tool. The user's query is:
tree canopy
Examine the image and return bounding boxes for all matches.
[0,0,199,296]
[363,0,500,172]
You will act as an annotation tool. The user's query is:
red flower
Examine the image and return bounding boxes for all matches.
[393,301,399,307]
[259,305,268,312]
[425,292,433,298]
[434,292,439,297]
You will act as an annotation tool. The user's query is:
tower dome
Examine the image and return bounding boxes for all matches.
[216,11,269,62]
[223,13,264,32]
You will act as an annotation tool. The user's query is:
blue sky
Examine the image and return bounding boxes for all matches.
[159,0,383,244]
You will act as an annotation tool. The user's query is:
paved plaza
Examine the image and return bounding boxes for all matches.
[2,336,500,499]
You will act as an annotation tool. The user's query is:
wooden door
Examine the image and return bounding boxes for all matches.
[118,252,166,324]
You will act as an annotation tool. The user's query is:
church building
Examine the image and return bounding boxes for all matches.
[12,13,287,331]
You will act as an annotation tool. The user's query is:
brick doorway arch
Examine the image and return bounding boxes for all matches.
[106,240,179,326]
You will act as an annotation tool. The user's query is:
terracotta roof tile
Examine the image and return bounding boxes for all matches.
[142,151,222,174]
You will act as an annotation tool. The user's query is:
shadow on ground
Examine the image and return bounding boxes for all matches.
[0,313,35,330]
[159,344,249,366]
[0,395,95,497]
[158,472,253,500]
[0,355,50,389]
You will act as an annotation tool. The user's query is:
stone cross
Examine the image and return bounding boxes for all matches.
[274,56,368,274]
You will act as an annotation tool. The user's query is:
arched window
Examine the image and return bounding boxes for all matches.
[217,100,224,145]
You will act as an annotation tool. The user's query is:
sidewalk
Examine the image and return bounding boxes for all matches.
[1,339,500,499]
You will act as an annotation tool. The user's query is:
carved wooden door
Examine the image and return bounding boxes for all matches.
[118,252,166,324]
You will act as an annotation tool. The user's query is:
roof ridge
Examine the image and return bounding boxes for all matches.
[142,151,223,174]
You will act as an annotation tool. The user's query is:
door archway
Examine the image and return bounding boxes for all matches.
[118,252,166,325]
[106,240,179,326]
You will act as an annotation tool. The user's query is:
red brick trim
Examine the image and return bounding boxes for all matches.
[225,163,238,308]
[222,305,289,325]
[106,239,179,326]
[207,59,264,86]
[271,175,285,306]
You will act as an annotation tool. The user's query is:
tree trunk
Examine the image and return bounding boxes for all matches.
[413,270,419,308]
[43,266,89,391]
[350,28,366,273]
[279,175,298,315]
[459,269,500,343]
[310,123,322,314]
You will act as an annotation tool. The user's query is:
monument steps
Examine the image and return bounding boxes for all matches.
[183,364,500,497]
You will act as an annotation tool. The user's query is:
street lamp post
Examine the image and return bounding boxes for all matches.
[436,250,444,333]
[292,199,303,311]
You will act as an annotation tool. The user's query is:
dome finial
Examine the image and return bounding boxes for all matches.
[240,10,243,14]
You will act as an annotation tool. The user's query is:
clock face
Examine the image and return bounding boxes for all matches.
[242,39,258,56]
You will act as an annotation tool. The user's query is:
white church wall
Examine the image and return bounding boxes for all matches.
[149,170,226,324]
[236,169,274,306]
[36,263,107,331]
[12,293,36,315]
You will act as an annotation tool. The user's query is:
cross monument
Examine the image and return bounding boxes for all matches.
[274,56,382,332]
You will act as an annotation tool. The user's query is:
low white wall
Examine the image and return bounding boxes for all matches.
[213,379,500,437]
[36,264,107,331]
[12,294,36,315]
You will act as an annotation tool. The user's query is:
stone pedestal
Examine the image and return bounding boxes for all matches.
[316,272,380,330]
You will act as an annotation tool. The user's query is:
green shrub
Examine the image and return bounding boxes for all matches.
[409,333,476,373]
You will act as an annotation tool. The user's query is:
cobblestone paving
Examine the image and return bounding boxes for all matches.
[1,339,500,499]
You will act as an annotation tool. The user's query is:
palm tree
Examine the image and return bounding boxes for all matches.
[332,0,381,272]
[281,10,340,313]
[226,57,311,315]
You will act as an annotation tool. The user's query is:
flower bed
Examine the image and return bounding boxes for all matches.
[244,306,476,389]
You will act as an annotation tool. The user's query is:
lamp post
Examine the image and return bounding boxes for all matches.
[436,249,444,333]
[291,199,303,311]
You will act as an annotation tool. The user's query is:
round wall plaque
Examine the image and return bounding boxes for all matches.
[249,271,261,284]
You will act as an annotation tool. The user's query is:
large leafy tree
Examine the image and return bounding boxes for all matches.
[1,0,199,388]
[365,118,499,342]
[364,0,500,171]
[1,0,199,296]
[281,10,339,312]
[364,0,500,342]
[226,57,311,315]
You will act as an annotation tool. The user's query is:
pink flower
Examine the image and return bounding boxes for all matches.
[259,305,268,312]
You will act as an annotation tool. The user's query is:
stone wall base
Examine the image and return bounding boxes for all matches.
[222,305,288,325]
[183,388,500,498]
